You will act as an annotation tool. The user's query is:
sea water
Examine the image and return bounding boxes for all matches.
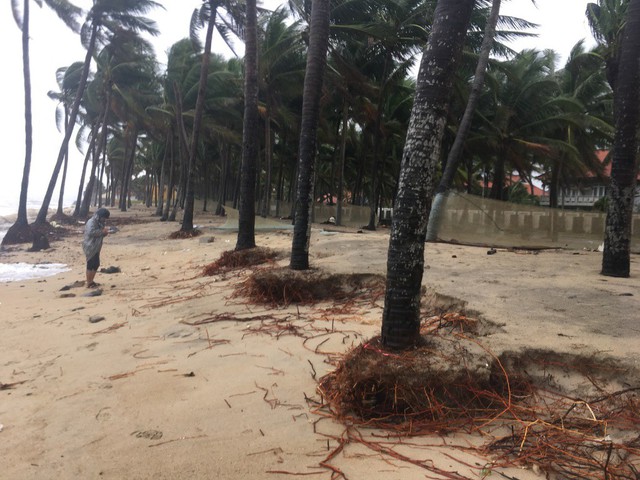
[0,262,71,282]
[0,198,74,282]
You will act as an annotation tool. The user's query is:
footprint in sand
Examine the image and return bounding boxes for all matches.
[95,407,111,422]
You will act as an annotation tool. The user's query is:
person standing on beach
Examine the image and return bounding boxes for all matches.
[83,208,110,288]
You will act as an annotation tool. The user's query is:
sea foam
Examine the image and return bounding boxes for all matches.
[0,262,71,282]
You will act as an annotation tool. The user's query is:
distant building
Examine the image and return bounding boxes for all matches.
[539,150,640,211]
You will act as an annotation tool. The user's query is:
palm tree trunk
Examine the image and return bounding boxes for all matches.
[181,1,217,232]
[36,22,98,224]
[120,127,138,211]
[162,133,176,221]
[381,0,475,350]
[3,0,34,245]
[262,104,273,218]
[289,0,331,269]
[601,0,640,277]
[156,136,169,216]
[81,99,110,218]
[366,52,394,231]
[73,125,98,218]
[56,109,70,216]
[426,0,501,241]
[336,100,349,226]
[236,0,260,250]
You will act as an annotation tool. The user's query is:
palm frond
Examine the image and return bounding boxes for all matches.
[11,0,23,29]
[43,0,83,33]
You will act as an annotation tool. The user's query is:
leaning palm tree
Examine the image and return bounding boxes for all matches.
[289,0,332,270]
[35,0,161,225]
[182,0,249,233]
[381,0,475,350]
[180,0,218,233]
[2,0,81,245]
[426,0,502,241]
[48,62,84,221]
[601,0,640,277]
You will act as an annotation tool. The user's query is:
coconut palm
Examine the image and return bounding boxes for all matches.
[35,0,161,225]
[289,0,332,269]
[601,0,640,277]
[180,0,219,232]
[256,7,305,218]
[426,0,502,240]
[235,0,261,249]
[47,62,84,220]
[465,49,566,201]
[381,0,475,350]
[545,41,613,209]
[3,0,81,245]
[182,0,251,233]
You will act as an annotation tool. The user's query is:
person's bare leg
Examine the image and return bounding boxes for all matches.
[86,270,97,286]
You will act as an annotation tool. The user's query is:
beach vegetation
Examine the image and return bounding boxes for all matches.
[5,0,635,279]
[34,0,162,225]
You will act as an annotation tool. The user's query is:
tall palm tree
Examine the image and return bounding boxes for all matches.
[381,0,475,350]
[289,0,331,269]
[236,0,260,249]
[601,0,640,277]
[182,0,250,232]
[180,0,218,232]
[35,0,161,225]
[3,0,81,245]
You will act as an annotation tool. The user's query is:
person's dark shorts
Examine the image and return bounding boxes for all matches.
[87,253,100,271]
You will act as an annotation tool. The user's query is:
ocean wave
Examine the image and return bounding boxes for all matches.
[0,262,71,282]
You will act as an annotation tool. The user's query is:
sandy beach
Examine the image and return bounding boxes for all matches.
[1,205,639,479]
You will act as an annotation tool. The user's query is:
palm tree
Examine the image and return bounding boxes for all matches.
[35,0,161,225]
[289,0,331,269]
[180,1,218,232]
[601,0,640,277]
[466,49,564,201]
[381,0,475,350]
[545,42,612,210]
[3,0,81,245]
[182,0,251,232]
[426,0,502,241]
[256,8,305,218]
[48,62,84,220]
[236,0,260,249]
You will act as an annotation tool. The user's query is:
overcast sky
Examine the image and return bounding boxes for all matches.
[0,0,596,214]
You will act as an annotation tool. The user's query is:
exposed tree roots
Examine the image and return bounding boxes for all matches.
[202,247,280,276]
[49,212,78,225]
[235,268,385,306]
[169,228,202,239]
[1,221,33,246]
[317,318,640,479]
